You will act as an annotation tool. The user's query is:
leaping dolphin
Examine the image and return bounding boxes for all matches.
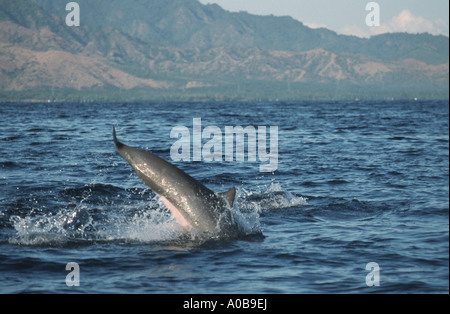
[113,127,237,235]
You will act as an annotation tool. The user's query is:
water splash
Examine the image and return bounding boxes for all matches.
[8,182,305,246]
[238,182,309,212]
[9,206,94,246]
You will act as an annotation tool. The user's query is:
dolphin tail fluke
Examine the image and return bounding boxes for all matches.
[113,127,124,150]
[220,187,236,207]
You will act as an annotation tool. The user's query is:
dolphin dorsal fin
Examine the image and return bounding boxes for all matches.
[220,187,236,207]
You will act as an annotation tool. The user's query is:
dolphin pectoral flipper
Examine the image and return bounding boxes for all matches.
[220,187,236,207]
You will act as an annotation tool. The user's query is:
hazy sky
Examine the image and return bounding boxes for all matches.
[199,0,449,37]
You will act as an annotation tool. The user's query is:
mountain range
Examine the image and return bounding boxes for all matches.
[0,0,448,101]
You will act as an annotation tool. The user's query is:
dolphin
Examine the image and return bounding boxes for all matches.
[113,127,237,235]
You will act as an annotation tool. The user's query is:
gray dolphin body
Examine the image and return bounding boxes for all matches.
[113,128,237,235]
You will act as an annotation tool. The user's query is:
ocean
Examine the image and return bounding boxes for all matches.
[0,100,448,294]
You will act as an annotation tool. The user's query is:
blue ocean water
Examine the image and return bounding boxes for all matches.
[0,100,448,294]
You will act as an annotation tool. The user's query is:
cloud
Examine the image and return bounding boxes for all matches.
[338,25,372,38]
[340,9,449,38]
[373,9,447,35]
[304,22,329,30]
